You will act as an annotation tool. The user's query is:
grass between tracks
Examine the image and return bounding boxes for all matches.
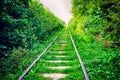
[24,29,85,80]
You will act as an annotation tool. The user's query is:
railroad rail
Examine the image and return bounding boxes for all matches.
[18,35,59,80]
[69,30,90,80]
[18,29,90,80]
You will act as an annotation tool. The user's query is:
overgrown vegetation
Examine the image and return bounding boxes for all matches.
[24,29,84,80]
[69,0,120,79]
[0,0,64,79]
[1,0,119,79]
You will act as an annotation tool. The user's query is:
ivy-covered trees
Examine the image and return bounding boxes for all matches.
[0,0,64,58]
[100,0,120,48]
[0,0,31,58]
[70,0,120,48]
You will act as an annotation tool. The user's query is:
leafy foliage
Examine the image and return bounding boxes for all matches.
[69,0,120,79]
[71,0,120,48]
[0,0,64,79]
[0,0,64,58]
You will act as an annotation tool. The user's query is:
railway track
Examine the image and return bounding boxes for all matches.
[18,29,89,80]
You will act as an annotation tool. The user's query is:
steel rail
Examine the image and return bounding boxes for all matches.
[69,30,90,80]
[18,35,59,80]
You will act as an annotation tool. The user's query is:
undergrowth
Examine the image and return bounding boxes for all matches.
[0,29,62,80]
[71,30,120,80]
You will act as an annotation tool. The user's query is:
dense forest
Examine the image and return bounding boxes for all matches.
[69,0,120,79]
[0,0,64,79]
[0,0,120,80]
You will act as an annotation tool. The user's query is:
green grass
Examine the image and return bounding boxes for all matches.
[71,30,120,80]
[24,29,84,80]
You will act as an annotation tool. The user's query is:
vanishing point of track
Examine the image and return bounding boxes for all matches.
[18,29,90,80]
